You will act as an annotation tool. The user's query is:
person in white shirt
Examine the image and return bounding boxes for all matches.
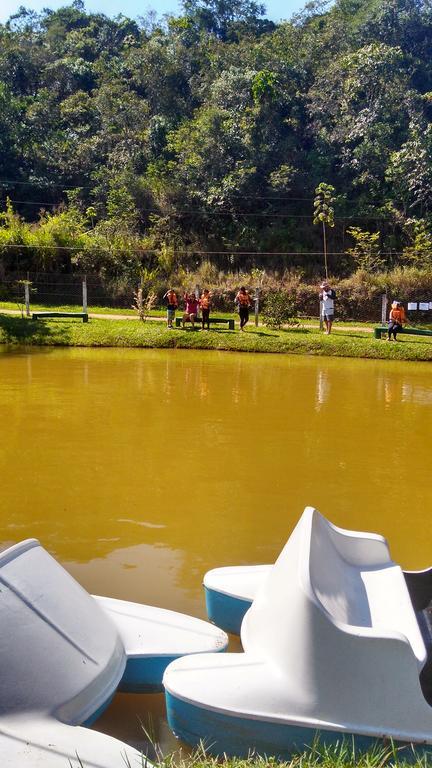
[319,282,336,334]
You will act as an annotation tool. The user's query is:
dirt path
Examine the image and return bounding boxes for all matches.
[0,307,374,332]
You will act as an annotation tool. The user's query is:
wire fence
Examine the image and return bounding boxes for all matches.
[0,274,133,309]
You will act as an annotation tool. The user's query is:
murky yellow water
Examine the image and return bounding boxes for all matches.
[1,347,431,751]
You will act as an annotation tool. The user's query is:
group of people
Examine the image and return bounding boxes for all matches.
[164,287,253,331]
[166,283,408,340]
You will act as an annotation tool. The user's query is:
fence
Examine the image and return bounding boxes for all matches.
[0,273,136,310]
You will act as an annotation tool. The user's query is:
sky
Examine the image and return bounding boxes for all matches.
[0,0,308,25]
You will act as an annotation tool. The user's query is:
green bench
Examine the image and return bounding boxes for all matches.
[32,312,89,323]
[374,326,432,340]
[175,317,234,330]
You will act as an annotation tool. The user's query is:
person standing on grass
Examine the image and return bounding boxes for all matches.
[235,287,252,331]
[164,288,178,329]
[319,281,336,335]
[182,291,199,329]
[200,289,211,330]
[387,301,406,341]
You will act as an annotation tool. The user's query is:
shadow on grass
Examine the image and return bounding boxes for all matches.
[334,331,372,340]
[0,314,72,344]
[244,329,279,338]
[371,334,432,346]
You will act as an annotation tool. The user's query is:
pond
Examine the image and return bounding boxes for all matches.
[1,347,431,752]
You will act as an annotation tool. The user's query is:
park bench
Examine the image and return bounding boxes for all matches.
[32,311,88,323]
[175,317,234,330]
[374,326,432,340]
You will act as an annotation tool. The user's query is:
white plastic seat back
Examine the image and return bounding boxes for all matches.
[0,540,125,724]
[240,508,431,732]
[309,511,384,627]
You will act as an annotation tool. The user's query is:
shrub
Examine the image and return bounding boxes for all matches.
[262,291,299,328]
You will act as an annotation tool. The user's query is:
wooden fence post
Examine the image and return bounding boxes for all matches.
[381,294,387,325]
[254,288,259,327]
[24,282,30,317]
[82,276,88,314]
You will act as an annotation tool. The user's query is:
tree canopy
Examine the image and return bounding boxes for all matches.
[1,0,432,276]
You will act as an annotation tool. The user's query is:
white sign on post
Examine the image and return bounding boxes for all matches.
[407,302,417,311]
[419,302,429,311]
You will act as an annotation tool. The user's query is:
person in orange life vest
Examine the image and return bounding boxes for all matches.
[235,287,252,331]
[164,288,178,329]
[182,291,199,329]
[387,301,406,341]
[200,289,211,330]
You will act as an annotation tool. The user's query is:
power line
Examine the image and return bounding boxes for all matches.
[0,244,406,255]
[0,199,60,207]
[0,179,92,190]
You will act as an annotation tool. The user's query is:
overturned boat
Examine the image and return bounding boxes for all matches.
[0,538,227,766]
[165,507,432,757]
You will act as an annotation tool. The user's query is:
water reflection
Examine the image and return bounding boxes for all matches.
[315,368,331,411]
[381,373,432,407]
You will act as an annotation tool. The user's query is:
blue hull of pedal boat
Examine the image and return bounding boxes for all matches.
[165,690,388,758]
[204,586,252,635]
[203,564,270,634]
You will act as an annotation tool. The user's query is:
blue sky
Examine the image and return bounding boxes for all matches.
[0,0,307,24]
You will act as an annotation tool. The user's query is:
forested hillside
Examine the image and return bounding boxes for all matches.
[1,0,432,285]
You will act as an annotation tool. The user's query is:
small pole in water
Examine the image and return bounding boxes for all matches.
[82,275,88,314]
[24,281,30,318]
[254,288,259,327]
[319,299,323,331]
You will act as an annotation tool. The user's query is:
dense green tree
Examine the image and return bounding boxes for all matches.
[1,0,432,277]
[181,0,268,40]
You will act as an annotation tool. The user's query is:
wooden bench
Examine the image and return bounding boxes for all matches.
[175,317,234,330]
[374,326,432,340]
[32,312,88,323]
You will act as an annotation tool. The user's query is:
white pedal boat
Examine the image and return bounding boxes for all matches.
[0,538,227,766]
[165,507,432,757]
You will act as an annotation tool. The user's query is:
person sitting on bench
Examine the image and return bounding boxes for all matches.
[388,300,406,341]
[182,292,199,329]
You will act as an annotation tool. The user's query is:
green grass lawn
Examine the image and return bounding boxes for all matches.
[155,740,431,768]
[1,313,432,361]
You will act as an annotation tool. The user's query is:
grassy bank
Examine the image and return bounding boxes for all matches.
[1,313,432,361]
[153,741,432,768]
